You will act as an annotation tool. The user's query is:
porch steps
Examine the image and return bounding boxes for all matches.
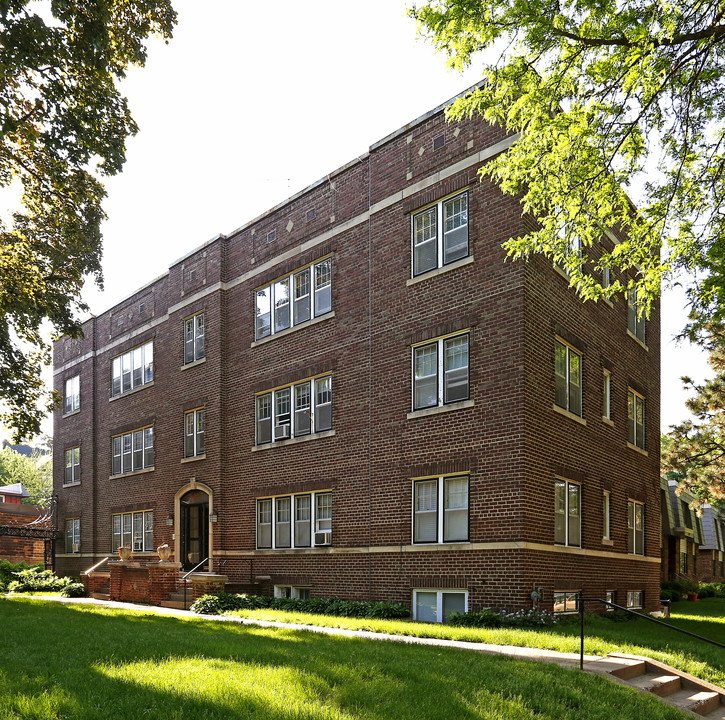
[89,592,110,601]
[158,587,192,610]
[594,654,724,717]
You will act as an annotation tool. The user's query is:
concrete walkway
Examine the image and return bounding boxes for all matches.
[17,594,602,669]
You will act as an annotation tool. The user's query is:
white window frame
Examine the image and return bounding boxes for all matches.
[412,332,469,411]
[412,475,469,544]
[627,389,645,449]
[255,374,332,444]
[64,375,80,414]
[256,491,332,549]
[111,341,153,397]
[184,408,205,458]
[605,590,616,610]
[255,257,332,340]
[628,499,645,555]
[411,191,469,277]
[602,490,611,541]
[65,518,80,553]
[412,589,468,623]
[274,585,311,599]
[554,478,581,547]
[112,510,153,552]
[111,426,154,476]
[626,590,643,609]
[184,312,205,364]
[627,289,646,343]
[554,338,582,417]
[602,369,611,420]
[64,446,80,485]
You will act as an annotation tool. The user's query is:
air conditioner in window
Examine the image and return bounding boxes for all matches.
[275,424,291,439]
[314,531,332,546]
[72,543,79,553]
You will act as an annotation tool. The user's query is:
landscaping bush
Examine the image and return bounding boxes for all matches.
[6,567,75,593]
[0,560,41,591]
[191,593,409,619]
[448,608,558,628]
[60,582,85,598]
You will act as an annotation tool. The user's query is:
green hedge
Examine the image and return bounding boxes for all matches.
[190,593,409,619]
[6,567,79,594]
[0,560,42,591]
[448,608,559,628]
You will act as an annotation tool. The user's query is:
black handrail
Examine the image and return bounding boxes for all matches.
[182,557,210,609]
[578,598,725,670]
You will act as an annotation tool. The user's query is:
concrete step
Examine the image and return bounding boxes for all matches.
[701,705,725,720]
[159,600,189,610]
[89,592,110,601]
[628,673,681,697]
[668,689,721,716]
[609,659,647,680]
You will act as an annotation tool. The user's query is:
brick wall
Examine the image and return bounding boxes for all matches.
[53,87,661,613]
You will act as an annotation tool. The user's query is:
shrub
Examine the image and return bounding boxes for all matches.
[6,567,75,593]
[448,608,558,628]
[0,560,41,590]
[190,593,409,619]
[60,582,85,598]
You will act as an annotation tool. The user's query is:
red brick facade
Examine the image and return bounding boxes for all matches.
[0,504,47,565]
[53,87,661,614]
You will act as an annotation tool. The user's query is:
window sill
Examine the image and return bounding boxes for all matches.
[110,467,155,480]
[181,357,206,371]
[62,409,81,419]
[181,454,206,464]
[553,265,571,282]
[110,381,155,402]
[62,481,81,488]
[626,329,648,351]
[627,442,649,457]
[252,429,335,451]
[602,416,614,426]
[552,404,586,426]
[251,311,335,347]
[407,256,474,286]
[601,538,614,546]
[407,399,474,420]
[412,540,470,547]
[601,298,613,308]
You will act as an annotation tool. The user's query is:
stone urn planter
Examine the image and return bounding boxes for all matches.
[117,545,133,561]
[157,544,172,562]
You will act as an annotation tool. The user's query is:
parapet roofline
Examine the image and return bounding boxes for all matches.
[84,82,484,322]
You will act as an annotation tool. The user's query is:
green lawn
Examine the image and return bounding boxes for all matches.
[224,598,725,686]
[0,597,699,720]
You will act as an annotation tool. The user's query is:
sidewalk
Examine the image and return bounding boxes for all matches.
[19,594,604,670]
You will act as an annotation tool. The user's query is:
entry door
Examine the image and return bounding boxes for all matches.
[180,494,209,571]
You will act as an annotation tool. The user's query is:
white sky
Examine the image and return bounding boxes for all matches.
[8,0,712,440]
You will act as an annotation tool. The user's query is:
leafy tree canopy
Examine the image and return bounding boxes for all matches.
[0,0,176,441]
[0,445,52,507]
[663,331,725,509]
[411,0,725,339]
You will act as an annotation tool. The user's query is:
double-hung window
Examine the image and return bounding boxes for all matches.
[627,289,646,343]
[64,375,80,414]
[554,339,582,417]
[628,500,645,555]
[64,447,80,485]
[111,341,153,397]
[112,510,153,552]
[554,479,581,547]
[255,258,332,340]
[602,370,611,420]
[413,475,469,544]
[184,313,205,364]
[256,491,332,549]
[412,191,469,276]
[256,375,332,444]
[602,490,611,541]
[65,518,80,553]
[184,408,205,458]
[112,426,154,475]
[412,333,469,410]
[627,389,645,449]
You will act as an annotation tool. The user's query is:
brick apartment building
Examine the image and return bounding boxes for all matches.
[53,86,661,618]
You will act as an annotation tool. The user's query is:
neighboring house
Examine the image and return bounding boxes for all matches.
[698,504,725,583]
[0,482,30,505]
[52,85,661,617]
[661,478,705,583]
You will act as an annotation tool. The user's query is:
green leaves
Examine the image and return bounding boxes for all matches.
[0,1,176,440]
[411,0,725,334]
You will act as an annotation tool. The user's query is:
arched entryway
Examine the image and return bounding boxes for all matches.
[177,486,210,571]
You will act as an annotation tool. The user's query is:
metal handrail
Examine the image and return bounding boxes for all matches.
[82,556,111,576]
[578,598,725,670]
[182,556,210,609]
